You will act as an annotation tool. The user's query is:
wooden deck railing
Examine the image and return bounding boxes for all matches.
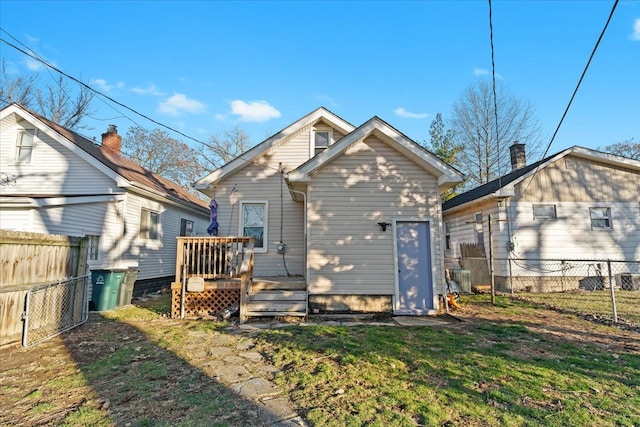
[175,236,254,285]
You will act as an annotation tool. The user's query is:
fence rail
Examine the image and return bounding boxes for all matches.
[22,276,89,347]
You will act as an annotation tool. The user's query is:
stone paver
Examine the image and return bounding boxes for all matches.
[239,351,263,363]
[231,378,280,399]
[213,364,253,383]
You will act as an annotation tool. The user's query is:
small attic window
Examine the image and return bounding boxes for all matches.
[313,130,331,156]
[15,129,35,164]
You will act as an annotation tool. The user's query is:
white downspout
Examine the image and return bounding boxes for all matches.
[289,188,308,282]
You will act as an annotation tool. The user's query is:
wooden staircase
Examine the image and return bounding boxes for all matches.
[244,277,307,320]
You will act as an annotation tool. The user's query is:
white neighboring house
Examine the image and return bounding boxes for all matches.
[0,103,210,295]
[442,143,640,292]
[194,107,464,314]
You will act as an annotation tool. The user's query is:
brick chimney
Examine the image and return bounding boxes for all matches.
[101,124,122,155]
[509,141,526,171]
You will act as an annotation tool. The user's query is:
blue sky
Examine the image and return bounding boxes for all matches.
[1,1,638,161]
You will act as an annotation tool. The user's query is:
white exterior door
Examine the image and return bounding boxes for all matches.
[395,221,434,314]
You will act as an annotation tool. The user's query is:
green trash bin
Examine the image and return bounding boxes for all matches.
[91,269,126,311]
[118,268,138,307]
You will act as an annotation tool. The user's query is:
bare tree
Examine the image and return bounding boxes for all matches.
[0,61,94,131]
[450,80,543,188]
[35,75,94,130]
[200,126,252,170]
[0,58,37,106]
[122,127,207,195]
[600,138,639,160]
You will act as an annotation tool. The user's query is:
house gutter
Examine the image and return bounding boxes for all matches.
[288,188,308,282]
[443,187,514,216]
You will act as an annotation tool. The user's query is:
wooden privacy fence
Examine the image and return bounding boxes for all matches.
[0,230,88,288]
[1,230,88,348]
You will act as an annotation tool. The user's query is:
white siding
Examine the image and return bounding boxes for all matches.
[307,136,445,297]
[510,201,640,262]
[0,118,118,196]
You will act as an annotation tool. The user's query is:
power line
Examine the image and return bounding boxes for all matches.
[0,28,280,173]
[487,0,503,187]
[519,0,619,197]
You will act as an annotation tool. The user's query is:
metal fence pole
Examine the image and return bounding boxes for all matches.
[607,259,618,322]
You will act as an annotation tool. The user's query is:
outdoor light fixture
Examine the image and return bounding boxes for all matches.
[377,221,392,232]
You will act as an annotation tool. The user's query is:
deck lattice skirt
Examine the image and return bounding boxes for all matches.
[171,288,240,318]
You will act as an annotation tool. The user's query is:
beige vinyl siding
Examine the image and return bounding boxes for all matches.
[0,120,118,196]
[515,155,640,203]
[307,136,444,296]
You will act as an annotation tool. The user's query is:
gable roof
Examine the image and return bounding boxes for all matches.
[193,107,355,190]
[443,145,640,212]
[1,103,208,213]
[287,115,464,189]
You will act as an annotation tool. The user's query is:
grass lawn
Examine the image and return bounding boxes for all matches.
[254,295,639,426]
[1,294,638,426]
[511,290,640,327]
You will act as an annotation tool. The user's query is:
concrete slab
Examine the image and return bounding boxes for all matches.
[393,315,463,327]
[213,364,252,384]
[240,351,264,363]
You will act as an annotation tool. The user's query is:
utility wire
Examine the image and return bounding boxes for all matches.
[0,29,281,173]
[488,0,503,189]
[519,0,619,198]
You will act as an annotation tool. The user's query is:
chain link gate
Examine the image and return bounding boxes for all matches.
[22,275,90,347]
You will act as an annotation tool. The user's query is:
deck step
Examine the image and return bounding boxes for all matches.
[250,290,307,302]
[251,280,306,291]
[245,311,307,317]
[247,301,307,316]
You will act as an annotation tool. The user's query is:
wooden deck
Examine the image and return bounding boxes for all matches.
[172,237,307,322]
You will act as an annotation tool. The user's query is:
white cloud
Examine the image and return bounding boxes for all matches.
[214,113,227,121]
[90,79,115,92]
[131,84,166,96]
[394,108,428,119]
[632,18,640,41]
[229,100,281,122]
[25,58,44,71]
[158,94,206,116]
[473,68,489,76]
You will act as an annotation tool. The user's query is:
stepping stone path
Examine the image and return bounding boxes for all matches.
[183,328,307,426]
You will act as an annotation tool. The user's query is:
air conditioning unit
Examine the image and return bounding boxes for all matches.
[615,274,640,291]
[450,269,472,294]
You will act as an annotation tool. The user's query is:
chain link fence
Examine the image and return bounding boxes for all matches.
[496,258,640,329]
[23,275,89,347]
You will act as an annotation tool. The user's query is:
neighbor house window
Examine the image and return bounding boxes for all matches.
[180,218,194,236]
[87,235,100,261]
[240,202,267,252]
[139,208,160,240]
[474,212,484,245]
[590,207,612,230]
[15,129,35,163]
[313,130,331,156]
[533,204,557,220]
[445,222,451,250]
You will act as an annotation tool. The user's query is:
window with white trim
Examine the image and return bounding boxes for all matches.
[15,129,35,164]
[139,208,160,240]
[312,130,332,156]
[590,207,612,230]
[474,212,484,245]
[87,235,100,261]
[240,202,267,252]
[533,204,557,220]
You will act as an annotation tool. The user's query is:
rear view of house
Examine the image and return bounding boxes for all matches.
[195,107,463,316]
